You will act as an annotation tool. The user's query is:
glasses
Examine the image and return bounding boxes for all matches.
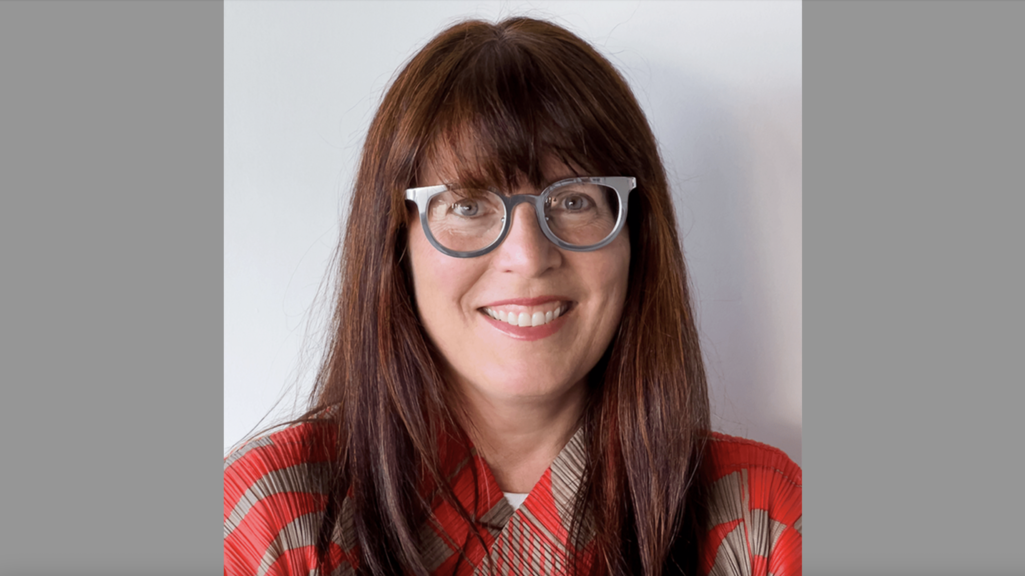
[405,176,635,258]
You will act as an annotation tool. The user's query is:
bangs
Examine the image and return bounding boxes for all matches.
[416,34,622,194]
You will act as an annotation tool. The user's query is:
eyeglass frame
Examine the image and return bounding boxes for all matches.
[404,176,636,258]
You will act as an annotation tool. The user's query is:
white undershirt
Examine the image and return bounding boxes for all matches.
[503,492,528,510]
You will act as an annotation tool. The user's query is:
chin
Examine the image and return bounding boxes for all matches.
[477,372,579,400]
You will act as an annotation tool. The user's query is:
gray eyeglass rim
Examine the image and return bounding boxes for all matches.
[404,176,636,258]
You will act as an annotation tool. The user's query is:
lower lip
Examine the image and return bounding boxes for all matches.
[481,310,569,341]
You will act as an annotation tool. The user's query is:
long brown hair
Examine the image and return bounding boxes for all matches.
[295,17,710,575]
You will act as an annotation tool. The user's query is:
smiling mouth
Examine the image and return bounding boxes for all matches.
[479,302,572,327]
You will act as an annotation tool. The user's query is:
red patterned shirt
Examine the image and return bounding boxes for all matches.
[224,423,801,575]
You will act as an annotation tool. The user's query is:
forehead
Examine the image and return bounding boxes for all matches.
[419,147,586,192]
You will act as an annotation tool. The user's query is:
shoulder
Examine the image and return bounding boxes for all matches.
[224,421,343,576]
[224,420,336,475]
[224,421,337,506]
[699,432,802,576]
[703,431,802,488]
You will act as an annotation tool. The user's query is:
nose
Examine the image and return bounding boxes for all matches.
[491,202,561,276]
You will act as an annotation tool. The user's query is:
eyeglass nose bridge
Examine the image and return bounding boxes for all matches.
[485,193,553,256]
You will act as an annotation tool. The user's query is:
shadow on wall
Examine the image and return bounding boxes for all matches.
[639,60,802,465]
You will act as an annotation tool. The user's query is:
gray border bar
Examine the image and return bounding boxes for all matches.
[0,1,223,574]
[806,1,1024,574]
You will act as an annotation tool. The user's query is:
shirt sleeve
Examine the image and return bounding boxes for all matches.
[223,430,338,576]
[701,434,802,576]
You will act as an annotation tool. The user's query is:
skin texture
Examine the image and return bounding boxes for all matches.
[407,158,631,492]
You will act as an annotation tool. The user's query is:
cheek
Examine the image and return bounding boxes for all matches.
[598,235,631,306]
[407,222,448,313]
[407,221,481,329]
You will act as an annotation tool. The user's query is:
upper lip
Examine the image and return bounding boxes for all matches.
[480,296,572,308]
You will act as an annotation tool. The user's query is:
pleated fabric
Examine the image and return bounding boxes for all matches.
[224,424,801,576]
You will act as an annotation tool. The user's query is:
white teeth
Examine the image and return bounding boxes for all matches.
[482,304,568,327]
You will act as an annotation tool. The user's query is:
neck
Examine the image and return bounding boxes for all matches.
[454,379,587,494]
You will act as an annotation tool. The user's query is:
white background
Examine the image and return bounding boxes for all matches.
[225,1,802,464]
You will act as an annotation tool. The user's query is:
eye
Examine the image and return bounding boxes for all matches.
[452,199,481,217]
[559,194,592,212]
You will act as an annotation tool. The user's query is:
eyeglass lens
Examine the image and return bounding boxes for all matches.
[425,182,620,253]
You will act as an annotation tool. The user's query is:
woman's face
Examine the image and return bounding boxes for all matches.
[407,158,631,404]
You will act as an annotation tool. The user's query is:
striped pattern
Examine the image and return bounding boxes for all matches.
[224,425,801,575]
[700,436,803,576]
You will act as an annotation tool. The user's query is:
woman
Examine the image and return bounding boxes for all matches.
[224,17,801,576]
